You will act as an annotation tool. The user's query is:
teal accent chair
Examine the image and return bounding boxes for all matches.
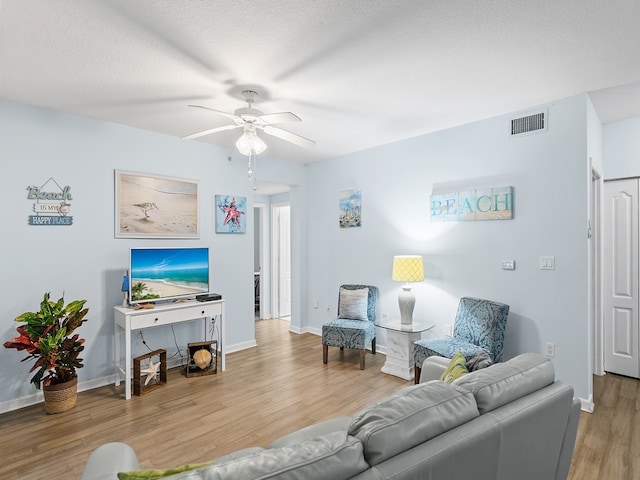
[413,297,509,383]
[322,285,378,370]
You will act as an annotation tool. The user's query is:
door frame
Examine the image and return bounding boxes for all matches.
[254,202,267,320]
[590,165,603,377]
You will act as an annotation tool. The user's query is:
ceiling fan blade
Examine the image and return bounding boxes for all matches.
[188,104,238,121]
[259,112,301,124]
[182,124,240,140]
[263,125,315,149]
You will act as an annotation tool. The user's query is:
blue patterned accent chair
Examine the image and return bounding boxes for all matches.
[322,285,378,370]
[413,297,510,383]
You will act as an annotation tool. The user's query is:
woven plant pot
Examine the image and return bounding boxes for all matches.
[43,376,78,414]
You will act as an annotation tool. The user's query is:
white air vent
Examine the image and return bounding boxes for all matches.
[510,110,547,136]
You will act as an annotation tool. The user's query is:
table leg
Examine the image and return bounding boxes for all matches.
[125,325,132,400]
[114,323,121,387]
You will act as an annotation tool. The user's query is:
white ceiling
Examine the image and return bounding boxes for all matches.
[1,0,640,165]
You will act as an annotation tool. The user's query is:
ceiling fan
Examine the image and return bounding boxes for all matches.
[183,90,315,155]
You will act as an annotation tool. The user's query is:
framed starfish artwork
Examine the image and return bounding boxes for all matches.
[215,195,247,233]
[133,349,167,396]
[115,170,200,239]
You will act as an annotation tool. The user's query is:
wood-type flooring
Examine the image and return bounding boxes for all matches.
[0,318,637,479]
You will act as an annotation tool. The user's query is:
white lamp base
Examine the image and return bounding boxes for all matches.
[398,285,415,325]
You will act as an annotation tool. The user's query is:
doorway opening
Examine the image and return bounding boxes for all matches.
[253,180,293,327]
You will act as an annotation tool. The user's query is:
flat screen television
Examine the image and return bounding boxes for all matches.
[129,247,209,305]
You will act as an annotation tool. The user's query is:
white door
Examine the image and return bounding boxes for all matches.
[271,203,291,318]
[278,205,291,317]
[603,178,639,378]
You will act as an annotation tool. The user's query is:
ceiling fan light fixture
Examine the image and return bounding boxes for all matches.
[236,130,267,156]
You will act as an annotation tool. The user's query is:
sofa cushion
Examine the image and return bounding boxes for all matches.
[167,431,368,480]
[440,352,468,383]
[348,381,479,466]
[269,416,352,448]
[453,352,555,414]
[210,447,265,464]
[338,287,369,320]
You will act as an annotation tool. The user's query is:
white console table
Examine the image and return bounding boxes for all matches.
[114,299,225,399]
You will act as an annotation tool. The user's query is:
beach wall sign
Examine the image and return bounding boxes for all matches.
[27,177,73,226]
[430,186,513,222]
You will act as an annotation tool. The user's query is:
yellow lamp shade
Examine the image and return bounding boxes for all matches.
[392,255,424,282]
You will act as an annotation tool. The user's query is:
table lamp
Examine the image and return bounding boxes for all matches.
[392,255,424,324]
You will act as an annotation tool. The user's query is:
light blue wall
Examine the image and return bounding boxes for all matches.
[304,94,591,401]
[0,99,306,410]
[1,93,594,410]
[603,116,640,179]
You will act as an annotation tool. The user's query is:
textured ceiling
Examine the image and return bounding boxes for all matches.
[1,0,640,164]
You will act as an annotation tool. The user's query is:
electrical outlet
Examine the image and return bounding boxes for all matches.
[545,342,555,357]
[313,299,319,309]
[444,324,453,337]
[382,313,388,320]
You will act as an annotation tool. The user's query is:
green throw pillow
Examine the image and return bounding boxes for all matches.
[440,352,468,383]
[118,462,212,480]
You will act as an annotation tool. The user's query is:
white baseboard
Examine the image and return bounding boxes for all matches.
[0,341,261,414]
[580,395,594,413]
[0,374,115,415]
[225,339,257,354]
[302,326,321,336]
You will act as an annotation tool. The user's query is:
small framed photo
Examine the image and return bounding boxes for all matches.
[339,189,362,228]
[115,170,199,238]
[215,195,247,233]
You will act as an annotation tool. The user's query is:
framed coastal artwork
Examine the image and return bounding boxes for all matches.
[115,170,200,238]
[339,189,362,228]
[215,195,247,233]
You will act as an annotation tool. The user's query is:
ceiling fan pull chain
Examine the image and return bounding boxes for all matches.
[248,151,256,178]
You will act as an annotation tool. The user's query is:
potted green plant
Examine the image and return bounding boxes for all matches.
[4,292,89,413]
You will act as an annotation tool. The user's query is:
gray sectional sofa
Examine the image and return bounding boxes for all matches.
[82,353,580,480]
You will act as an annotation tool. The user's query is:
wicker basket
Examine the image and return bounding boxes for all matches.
[43,376,78,414]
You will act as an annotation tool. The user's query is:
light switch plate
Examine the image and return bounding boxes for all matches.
[540,256,555,270]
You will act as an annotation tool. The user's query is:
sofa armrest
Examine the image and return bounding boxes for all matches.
[81,442,140,480]
[419,356,450,383]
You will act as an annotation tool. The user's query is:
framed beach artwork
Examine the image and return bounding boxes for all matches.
[339,189,362,228]
[215,195,247,233]
[115,170,199,238]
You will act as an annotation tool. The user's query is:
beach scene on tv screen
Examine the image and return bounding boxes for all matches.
[130,248,209,302]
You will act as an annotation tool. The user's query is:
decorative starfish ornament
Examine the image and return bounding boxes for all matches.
[220,198,244,227]
[141,358,161,385]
